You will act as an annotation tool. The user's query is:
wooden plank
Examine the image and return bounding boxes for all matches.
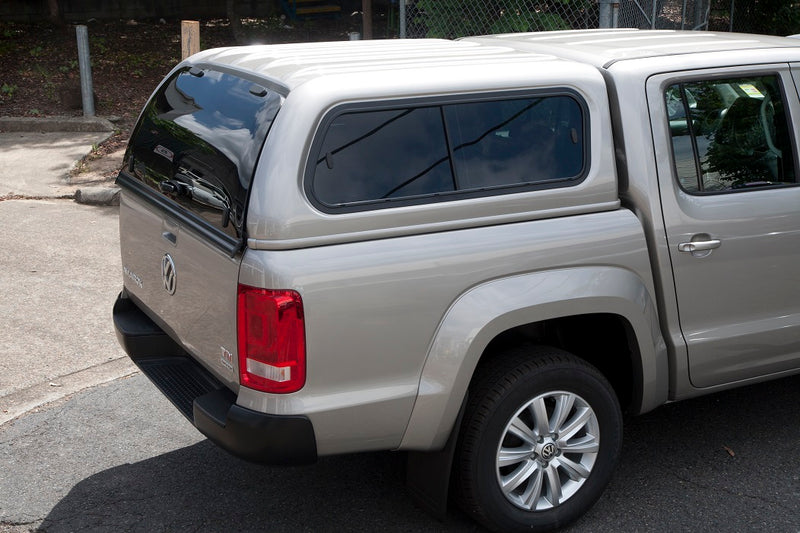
[181,20,200,60]
[297,5,342,14]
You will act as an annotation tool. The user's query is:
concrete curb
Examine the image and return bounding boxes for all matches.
[74,186,120,206]
[0,116,115,133]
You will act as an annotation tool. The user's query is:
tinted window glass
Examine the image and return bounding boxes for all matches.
[444,96,584,189]
[313,107,454,205]
[310,93,586,209]
[667,75,796,193]
[127,68,282,239]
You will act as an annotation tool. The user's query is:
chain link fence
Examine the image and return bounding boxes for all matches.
[615,0,750,32]
[616,0,707,29]
[404,0,599,38]
[402,0,795,38]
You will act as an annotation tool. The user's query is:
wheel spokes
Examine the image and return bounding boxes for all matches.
[520,466,545,510]
[507,416,538,447]
[498,445,535,467]
[501,459,540,495]
[496,390,601,512]
[558,406,593,441]
[559,433,599,454]
[554,455,591,481]
[549,393,576,434]
[528,396,551,437]
[543,462,563,505]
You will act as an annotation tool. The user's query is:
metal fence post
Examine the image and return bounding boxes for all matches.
[399,0,407,38]
[599,0,614,28]
[651,0,658,29]
[75,25,95,118]
[694,0,705,29]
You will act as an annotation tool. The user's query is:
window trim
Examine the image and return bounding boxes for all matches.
[304,88,591,214]
[663,69,800,196]
[117,171,243,257]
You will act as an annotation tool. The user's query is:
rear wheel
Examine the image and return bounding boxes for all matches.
[455,346,622,532]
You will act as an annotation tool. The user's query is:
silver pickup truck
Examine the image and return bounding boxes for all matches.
[113,29,800,532]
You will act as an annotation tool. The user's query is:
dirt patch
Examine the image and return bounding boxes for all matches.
[0,15,372,161]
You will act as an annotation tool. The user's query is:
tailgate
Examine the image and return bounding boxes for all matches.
[116,64,282,387]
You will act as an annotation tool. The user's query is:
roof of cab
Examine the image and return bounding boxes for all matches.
[186,38,564,91]
[465,29,800,68]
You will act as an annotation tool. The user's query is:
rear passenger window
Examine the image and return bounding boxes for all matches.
[666,75,796,193]
[309,93,586,210]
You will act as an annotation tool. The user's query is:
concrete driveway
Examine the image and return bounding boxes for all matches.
[0,119,134,425]
[0,131,109,198]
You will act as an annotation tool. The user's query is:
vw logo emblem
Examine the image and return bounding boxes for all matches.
[540,443,557,461]
[161,253,177,295]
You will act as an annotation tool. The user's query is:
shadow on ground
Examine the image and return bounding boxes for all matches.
[38,443,480,533]
[36,374,800,532]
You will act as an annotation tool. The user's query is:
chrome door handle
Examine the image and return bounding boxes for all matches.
[678,239,721,253]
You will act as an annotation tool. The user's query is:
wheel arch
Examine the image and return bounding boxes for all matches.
[399,266,668,451]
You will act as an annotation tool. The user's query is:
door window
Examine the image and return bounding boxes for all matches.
[666,75,796,193]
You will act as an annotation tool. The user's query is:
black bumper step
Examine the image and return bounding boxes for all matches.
[135,356,223,421]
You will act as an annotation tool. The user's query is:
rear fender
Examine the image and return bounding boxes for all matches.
[399,266,667,450]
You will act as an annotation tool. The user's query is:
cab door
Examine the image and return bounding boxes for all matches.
[647,65,800,388]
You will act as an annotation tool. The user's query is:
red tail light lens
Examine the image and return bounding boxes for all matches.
[237,285,306,394]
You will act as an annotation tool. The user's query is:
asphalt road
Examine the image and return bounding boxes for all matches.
[2,370,798,532]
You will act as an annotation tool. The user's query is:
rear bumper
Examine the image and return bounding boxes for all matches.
[112,292,317,465]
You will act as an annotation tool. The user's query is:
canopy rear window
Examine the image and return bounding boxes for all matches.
[125,66,282,241]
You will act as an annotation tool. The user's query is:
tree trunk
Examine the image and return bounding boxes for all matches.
[227,0,246,44]
[47,0,64,26]
[362,0,373,39]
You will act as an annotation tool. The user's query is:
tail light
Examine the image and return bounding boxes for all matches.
[237,285,306,393]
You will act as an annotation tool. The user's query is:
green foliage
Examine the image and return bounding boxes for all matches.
[414,0,486,38]
[29,64,58,102]
[28,45,44,57]
[756,0,800,35]
[1,83,17,100]
[59,60,79,74]
[114,51,165,71]
[0,24,22,57]
[490,11,569,33]
[89,36,108,54]
[721,0,800,35]
[414,0,573,38]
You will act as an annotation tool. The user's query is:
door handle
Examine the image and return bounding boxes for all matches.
[678,239,721,253]
[162,231,177,245]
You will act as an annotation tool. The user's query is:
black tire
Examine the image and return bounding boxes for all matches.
[455,346,622,533]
